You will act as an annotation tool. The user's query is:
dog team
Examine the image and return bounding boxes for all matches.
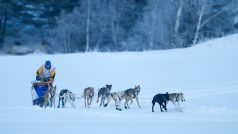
[32,60,185,112]
[44,84,185,112]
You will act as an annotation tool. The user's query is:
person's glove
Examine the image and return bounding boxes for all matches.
[36,76,41,81]
[44,78,50,82]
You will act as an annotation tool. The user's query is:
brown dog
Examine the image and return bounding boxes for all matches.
[43,85,56,108]
[84,87,94,108]
[124,85,141,109]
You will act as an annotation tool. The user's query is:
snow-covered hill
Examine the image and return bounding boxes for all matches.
[0,34,238,134]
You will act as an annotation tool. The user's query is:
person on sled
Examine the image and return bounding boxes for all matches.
[32,60,56,106]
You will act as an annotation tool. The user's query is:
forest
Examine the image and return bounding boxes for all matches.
[0,0,237,54]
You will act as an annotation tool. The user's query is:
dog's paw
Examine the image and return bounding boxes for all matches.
[116,108,122,111]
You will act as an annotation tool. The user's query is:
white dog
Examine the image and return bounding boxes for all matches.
[108,91,125,111]
[168,93,185,112]
[57,89,76,108]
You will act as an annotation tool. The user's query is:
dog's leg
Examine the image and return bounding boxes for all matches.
[50,98,53,108]
[171,100,178,111]
[53,96,55,108]
[88,98,91,108]
[171,98,180,112]
[135,97,141,108]
[127,99,130,109]
[118,98,121,108]
[124,97,127,109]
[44,92,49,108]
[62,97,66,108]
[57,97,61,108]
[51,97,53,108]
[115,97,119,109]
[87,97,90,108]
[61,97,64,108]
[115,98,122,111]
[124,97,130,109]
[103,96,106,106]
[48,91,51,108]
[124,100,127,109]
[49,97,52,107]
[152,101,155,112]
[89,96,93,105]
[130,98,133,104]
[84,94,87,108]
[104,96,110,107]
[100,96,104,106]
[177,101,182,112]
[96,94,100,103]
[43,92,46,108]
[159,103,163,112]
[163,102,167,112]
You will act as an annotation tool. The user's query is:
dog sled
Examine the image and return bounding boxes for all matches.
[31,81,56,108]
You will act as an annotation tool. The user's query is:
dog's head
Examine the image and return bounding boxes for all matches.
[89,87,94,97]
[106,84,112,90]
[164,92,170,101]
[105,85,112,94]
[134,85,141,95]
[49,86,56,97]
[178,93,185,102]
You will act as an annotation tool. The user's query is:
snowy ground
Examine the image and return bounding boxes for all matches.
[0,34,238,134]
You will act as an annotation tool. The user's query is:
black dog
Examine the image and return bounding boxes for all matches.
[152,92,169,112]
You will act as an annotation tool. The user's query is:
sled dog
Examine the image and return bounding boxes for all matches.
[83,87,94,108]
[152,92,169,112]
[109,91,125,111]
[57,89,76,108]
[124,85,141,109]
[168,92,185,112]
[44,85,56,108]
[97,85,112,107]
[42,85,56,108]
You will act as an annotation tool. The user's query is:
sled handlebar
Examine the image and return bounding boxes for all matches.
[31,81,53,86]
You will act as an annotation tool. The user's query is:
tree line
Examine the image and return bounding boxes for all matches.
[0,0,237,54]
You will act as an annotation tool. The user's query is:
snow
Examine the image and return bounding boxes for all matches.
[1,34,238,134]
